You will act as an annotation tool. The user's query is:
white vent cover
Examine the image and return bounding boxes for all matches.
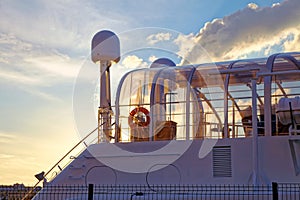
[213,146,232,178]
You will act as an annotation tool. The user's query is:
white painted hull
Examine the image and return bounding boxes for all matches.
[44,136,300,186]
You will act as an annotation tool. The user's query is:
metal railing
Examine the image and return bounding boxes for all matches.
[0,184,41,200]
[2,183,298,200]
[21,124,104,200]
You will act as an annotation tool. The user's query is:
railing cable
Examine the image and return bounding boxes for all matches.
[21,123,104,200]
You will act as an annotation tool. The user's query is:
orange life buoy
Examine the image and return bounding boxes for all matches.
[128,107,150,128]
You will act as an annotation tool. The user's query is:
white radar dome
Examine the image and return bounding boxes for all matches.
[91,30,120,63]
[150,58,176,68]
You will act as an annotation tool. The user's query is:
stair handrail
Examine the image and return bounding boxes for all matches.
[22,123,104,200]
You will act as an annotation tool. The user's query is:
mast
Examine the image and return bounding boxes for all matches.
[91,30,120,142]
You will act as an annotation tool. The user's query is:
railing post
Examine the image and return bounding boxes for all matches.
[252,78,259,185]
[272,182,278,200]
[88,184,94,200]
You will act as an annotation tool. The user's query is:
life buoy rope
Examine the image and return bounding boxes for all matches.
[128,107,150,128]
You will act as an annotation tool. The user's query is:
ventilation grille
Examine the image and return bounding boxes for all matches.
[213,146,232,177]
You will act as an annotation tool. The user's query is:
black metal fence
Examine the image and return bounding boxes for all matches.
[1,183,299,200]
[276,183,300,200]
[0,184,41,200]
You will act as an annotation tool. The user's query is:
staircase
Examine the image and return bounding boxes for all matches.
[22,124,104,200]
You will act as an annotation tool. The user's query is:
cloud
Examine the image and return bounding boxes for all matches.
[0,32,85,101]
[0,32,82,82]
[147,32,172,45]
[0,66,63,101]
[0,0,138,103]
[173,33,212,64]
[24,52,81,79]
[247,3,259,10]
[181,0,300,63]
[174,33,197,58]
[0,0,132,53]
[0,132,16,144]
[283,29,300,52]
[120,55,148,69]
[0,154,15,159]
[0,67,41,85]
[148,55,158,62]
[0,0,135,99]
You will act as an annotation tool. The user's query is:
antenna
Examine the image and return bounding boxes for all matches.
[91,30,120,142]
[150,58,176,68]
[91,30,120,63]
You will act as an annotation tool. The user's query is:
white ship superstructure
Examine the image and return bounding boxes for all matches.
[26,30,300,199]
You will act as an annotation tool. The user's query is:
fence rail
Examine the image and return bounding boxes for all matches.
[0,184,41,200]
[1,183,299,200]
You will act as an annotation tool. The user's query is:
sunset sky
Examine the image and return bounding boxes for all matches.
[1,0,300,185]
